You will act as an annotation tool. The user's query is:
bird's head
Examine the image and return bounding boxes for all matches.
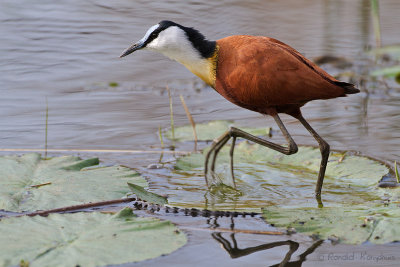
[120,20,215,62]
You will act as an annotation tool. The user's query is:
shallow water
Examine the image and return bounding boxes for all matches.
[1,0,400,266]
[1,0,400,162]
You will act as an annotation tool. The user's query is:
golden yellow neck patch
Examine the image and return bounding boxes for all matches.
[181,45,218,88]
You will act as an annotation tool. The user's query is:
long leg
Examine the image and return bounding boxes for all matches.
[211,134,232,173]
[204,132,231,186]
[229,136,236,187]
[204,113,298,186]
[296,114,329,206]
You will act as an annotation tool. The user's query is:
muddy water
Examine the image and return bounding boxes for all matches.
[1,0,400,266]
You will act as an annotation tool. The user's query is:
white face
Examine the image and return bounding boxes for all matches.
[145,26,186,50]
[142,25,202,63]
[122,22,214,86]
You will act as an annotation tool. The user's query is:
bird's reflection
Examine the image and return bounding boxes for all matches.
[210,217,324,267]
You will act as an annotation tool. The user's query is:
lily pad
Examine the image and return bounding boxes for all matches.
[165,120,271,141]
[176,143,390,188]
[263,206,400,244]
[370,65,400,78]
[0,208,187,266]
[156,141,393,210]
[0,153,147,212]
[156,141,398,243]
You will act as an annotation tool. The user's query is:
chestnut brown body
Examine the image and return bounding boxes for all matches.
[215,36,358,117]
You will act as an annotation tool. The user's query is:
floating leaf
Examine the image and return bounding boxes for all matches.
[263,206,400,244]
[108,81,119,87]
[396,73,400,84]
[155,141,398,243]
[128,182,168,205]
[0,153,147,212]
[165,120,271,142]
[176,142,389,188]
[0,208,186,266]
[160,142,392,210]
[370,66,400,78]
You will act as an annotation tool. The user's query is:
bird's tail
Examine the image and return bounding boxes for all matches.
[335,81,360,94]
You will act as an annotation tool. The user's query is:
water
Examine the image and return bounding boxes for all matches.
[1,0,400,266]
[2,0,400,90]
[1,0,400,161]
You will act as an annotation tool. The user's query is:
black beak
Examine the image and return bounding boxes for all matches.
[119,42,144,58]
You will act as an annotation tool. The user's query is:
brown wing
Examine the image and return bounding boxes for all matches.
[215,36,353,114]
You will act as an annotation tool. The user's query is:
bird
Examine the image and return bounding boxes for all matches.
[120,20,360,205]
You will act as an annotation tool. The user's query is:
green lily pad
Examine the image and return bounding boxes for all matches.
[161,141,398,243]
[0,208,187,266]
[263,206,400,244]
[165,120,271,141]
[161,141,393,210]
[370,65,400,78]
[108,81,119,87]
[128,182,168,205]
[176,143,389,188]
[0,153,147,212]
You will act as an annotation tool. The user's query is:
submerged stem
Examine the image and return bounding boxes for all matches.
[179,94,198,151]
[371,0,381,48]
[167,85,175,149]
[44,97,48,159]
[158,125,164,149]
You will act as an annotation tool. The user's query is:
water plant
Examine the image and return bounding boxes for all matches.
[44,97,49,159]
[179,94,198,151]
[166,85,175,148]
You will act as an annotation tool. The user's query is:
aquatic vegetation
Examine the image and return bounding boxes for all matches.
[0,154,187,265]
[0,153,147,212]
[0,208,186,267]
[108,81,119,87]
[180,94,198,150]
[170,138,399,244]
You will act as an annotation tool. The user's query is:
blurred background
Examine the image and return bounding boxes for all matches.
[1,0,399,164]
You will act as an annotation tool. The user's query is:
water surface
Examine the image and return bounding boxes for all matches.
[1,0,400,162]
[1,1,400,266]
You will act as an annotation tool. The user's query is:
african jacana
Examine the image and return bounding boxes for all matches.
[120,20,360,204]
